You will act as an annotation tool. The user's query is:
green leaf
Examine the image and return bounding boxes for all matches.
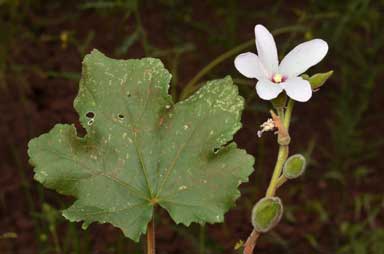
[251,197,283,232]
[283,154,306,179]
[303,70,333,90]
[28,49,254,242]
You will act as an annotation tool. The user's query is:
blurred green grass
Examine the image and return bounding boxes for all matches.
[0,0,383,253]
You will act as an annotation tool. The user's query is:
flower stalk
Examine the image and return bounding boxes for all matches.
[233,22,330,254]
[243,99,294,254]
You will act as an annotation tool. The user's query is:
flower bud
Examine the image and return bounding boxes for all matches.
[251,197,283,233]
[304,70,333,90]
[283,154,306,179]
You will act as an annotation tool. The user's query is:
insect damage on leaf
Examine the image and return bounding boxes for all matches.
[28,49,255,242]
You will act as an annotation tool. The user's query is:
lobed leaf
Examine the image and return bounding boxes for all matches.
[28,50,254,241]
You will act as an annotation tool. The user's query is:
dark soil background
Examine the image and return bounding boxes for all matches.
[1,1,384,254]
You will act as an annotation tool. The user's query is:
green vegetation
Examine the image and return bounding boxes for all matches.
[1,0,383,253]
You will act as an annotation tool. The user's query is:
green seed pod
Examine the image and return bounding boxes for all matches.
[251,197,283,233]
[283,154,306,179]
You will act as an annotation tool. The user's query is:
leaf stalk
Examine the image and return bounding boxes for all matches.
[147,215,155,254]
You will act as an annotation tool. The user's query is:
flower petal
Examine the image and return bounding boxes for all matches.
[279,39,328,77]
[255,24,278,74]
[256,79,283,100]
[281,77,312,102]
[234,52,269,80]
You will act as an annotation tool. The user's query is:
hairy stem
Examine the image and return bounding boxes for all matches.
[147,215,155,254]
[284,99,294,130]
[266,145,289,197]
[243,100,294,254]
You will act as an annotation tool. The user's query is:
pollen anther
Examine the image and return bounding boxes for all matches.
[272,74,283,83]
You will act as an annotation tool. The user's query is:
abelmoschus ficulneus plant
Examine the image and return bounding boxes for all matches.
[27,49,255,254]
[235,24,332,254]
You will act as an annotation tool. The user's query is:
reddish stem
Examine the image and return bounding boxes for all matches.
[147,215,155,254]
[243,230,260,254]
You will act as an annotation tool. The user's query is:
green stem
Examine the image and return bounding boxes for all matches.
[265,100,293,196]
[50,225,62,254]
[284,99,294,130]
[134,7,150,56]
[265,145,289,197]
[244,100,295,254]
[179,39,253,100]
[276,175,288,189]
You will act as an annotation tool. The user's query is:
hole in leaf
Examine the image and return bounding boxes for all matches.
[86,112,95,118]
[74,121,86,137]
[87,119,94,126]
[118,114,124,120]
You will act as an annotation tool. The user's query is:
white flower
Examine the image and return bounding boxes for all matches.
[234,24,328,102]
